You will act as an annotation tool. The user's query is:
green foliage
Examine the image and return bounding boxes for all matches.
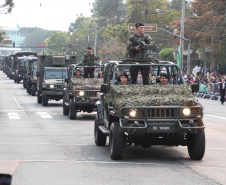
[159,48,175,61]
[0,0,14,14]
[47,31,70,54]
[0,27,6,43]
[21,28,51,54]
[19,27,40,37]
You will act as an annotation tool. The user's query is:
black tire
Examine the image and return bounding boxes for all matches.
[109,122,124,160]
[23,77,26,88]
[94,116,106,146]
[42,95,48,106]
[31,84,36,96]
[37,92,42,104]
[69,98,77,120]
[14,77,16,82]
[63,97,69,115]
[187,132,205,160]
[16,78,20,83]
[26,82,30,94]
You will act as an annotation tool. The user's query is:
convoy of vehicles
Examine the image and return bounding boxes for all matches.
[1,51,205,161]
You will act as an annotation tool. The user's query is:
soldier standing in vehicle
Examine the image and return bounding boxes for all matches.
[159,73,168,85]
[127,23,152,85]
[83,47,96,78]
[74,69,83,78]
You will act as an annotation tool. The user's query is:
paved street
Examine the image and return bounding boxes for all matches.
[0,70,226,185]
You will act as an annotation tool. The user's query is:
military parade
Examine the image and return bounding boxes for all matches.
[0,0,226,184]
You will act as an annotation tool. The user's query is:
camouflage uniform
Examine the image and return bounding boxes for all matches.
[83,53,96,78]
[127,33,152,85]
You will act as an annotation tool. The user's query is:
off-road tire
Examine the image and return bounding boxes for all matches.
[31,84,36,96]
[26,82,30,94]
[37,92,42,104]
[23,77,26,88]
[42,95,48,106]
[63,97,69,115]
[109,122,123,160]
[16,78,20,83]
[14,77,16,83]
[94,116,106,146]
[187,132,205,160]
[69,98,77,120]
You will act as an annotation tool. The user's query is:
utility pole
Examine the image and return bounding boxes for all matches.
[179,0,185,72]
[94,27,98,56]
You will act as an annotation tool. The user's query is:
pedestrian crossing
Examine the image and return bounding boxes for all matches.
[4,111,53,120]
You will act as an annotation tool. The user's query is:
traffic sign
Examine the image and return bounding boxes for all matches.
[2,40,12,45]
[128,23,157,32]
[35,43,45,48]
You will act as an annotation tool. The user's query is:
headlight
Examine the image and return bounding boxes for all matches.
[12,72,14,74]
[183,108,191,116]
[19,75,21,77]
[79,91,85,96]
[50,84,55,89]
[129,110,136,117]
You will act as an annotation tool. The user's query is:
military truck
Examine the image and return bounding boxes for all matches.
[37,54,77,106]
[26,66,38,96]
[9,52,37,80]
[63,64,103,119]
[22,57,37,88]
[94,59,205,160]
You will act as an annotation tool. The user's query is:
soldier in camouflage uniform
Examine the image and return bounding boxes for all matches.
[127,23,152,85]
[83,47,96,78]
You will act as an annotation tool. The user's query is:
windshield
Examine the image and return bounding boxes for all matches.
[45,68,67,79]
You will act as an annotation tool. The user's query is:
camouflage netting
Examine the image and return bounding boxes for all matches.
[106,84,201,108]
[71,78,102,90]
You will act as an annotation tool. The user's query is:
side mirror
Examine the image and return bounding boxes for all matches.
[65,78,68,83]
[101,84,108,93]
[36,71,40,77]
[0,174,12,185]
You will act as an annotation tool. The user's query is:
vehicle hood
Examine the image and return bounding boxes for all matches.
[44,79,65,84]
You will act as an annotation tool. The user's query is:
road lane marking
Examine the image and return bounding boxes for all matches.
[36,112,52,119]
[205,114,226,120]
[13,96,23,109]
[8,112,20,119]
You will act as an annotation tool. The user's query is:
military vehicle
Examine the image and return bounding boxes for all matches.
[26,66,38,96]
[8,52,37,80]
[37,54,77,106]
[63,64,103,119]
[22,57,37,88]
[94,59,205,160]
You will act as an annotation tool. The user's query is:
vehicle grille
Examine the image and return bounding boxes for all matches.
[56,85,65,89]
[147,108,177,119]
[88,91,98,97]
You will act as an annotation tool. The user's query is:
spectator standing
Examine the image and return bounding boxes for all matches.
[219,78,226,105]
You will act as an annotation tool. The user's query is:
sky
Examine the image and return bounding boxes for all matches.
[0,0,95,32]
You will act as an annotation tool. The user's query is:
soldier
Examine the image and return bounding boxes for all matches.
[127,23,152,85]
[159,73,168,85]
[74,69,83,78]
[83,47,96,78]
[115,72,130,85]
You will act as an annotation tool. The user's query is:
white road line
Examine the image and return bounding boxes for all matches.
[205,114,226,120]
[8,112,20,120]
[36,112,52,119]
[13,96,23,109]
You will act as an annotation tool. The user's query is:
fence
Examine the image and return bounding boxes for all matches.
[194,83,221,101]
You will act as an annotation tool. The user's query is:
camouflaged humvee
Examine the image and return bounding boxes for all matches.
[63,64,103,119]
[94,59,205,160]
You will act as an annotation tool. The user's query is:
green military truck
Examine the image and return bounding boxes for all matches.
[63,64,103,119]
[26,66,38,96]
[37,54,77,106]
[23,57,37,89]
[94,59,205,160]
[7,52,37,80]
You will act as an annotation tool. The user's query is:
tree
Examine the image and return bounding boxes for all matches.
[159,48,175,61]
[21,28,52,54]
[0,26,6,43]
[19,27,40,37]
[47,31,70,54]
[0,0,14,14]
[171,0,226,74]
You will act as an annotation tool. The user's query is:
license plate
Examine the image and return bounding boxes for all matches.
[147,123,176,133]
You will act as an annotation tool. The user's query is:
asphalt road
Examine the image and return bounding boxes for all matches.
[0,70,226,185]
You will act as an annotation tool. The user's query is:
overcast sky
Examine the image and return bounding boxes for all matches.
[0,0,95,31]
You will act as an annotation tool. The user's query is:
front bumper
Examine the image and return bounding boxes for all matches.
[119,106,205,134]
